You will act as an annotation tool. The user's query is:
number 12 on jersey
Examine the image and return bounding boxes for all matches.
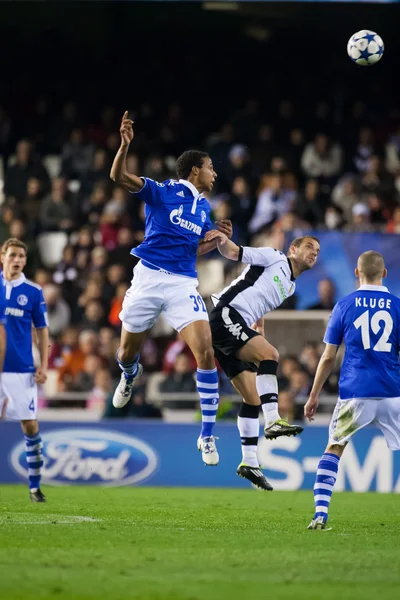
[354,309,393,352]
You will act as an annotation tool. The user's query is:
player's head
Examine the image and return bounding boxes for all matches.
[1,238,27,280]
[356,250,386,284]
[287,236,320,274]
[176,150,217,193]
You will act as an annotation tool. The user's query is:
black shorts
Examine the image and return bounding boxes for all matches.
[209,304,259,380]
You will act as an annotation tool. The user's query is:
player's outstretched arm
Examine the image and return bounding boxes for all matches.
[197,220,233,256]
[203,230,240,260]
[304,343,338,421]
[110,111,144,192]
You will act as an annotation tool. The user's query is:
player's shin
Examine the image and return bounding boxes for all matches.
[237,401,260,467]
[197,367,219,438]
[256,360,280,425]
[24,432,43,492]
[312,452,340,523]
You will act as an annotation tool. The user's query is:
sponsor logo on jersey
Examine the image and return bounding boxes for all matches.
[170,205,202,236]
[201,210,206,223]
[5,307,24,317]
[273,275,287,301]
[17,294,28,306]
[9,428,158,487]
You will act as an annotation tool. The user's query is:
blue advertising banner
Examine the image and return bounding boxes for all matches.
[1,421,399,492]
[290,232,400,309]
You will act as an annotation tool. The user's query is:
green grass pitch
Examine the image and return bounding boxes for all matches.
[1,485,399,600]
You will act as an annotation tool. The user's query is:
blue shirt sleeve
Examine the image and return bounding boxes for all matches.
[201,214,213,238]
[132,177,165,207]
[33,289,48,329]
[323,302,343,345]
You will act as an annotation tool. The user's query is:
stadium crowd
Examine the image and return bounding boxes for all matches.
[2,93,400,419]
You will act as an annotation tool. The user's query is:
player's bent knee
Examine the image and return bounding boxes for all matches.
[260,346,279,364]
[21,419,39,436]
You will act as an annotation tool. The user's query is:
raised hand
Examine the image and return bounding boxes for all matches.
[120,111,134,147]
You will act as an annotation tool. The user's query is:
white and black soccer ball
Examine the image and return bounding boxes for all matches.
[347,30,384,66]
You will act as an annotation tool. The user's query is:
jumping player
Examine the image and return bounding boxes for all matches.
[110,112,232,466]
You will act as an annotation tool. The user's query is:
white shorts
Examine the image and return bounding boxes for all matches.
[120,261,209,333]
[0,373,38,421]
[329,397,400,450]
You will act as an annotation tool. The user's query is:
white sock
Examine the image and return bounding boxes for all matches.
[237,402,260,467]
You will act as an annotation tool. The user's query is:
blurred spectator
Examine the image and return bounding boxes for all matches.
[108,282,129,327]
[70,353,103,392]
[81,299,107,331]
[386,206,400,234]
[332,176,360,224]
[160,353,197,409]
[40,177,74,232]
[87,368,113,411]
[42,283,71,336]
[61,128,94,180]
[294,179,326,227]
[162,333,197,374]
[4,139,50,203]
[301,133,342,181]
[307,279,336,310]
[57,329,98,391]
[248,173,296,234]
[81,148,110,194]
[385,125,400,175]
[353,127,376,174]
[344,202,375,232]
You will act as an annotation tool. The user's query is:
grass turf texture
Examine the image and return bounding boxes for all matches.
[1,485,399,600]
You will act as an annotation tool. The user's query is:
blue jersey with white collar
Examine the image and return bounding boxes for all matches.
[324,284,400,399]
[3,274,48,373]
[131,178,213,278]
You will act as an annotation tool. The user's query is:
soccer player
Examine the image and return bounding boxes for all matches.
[0,239,49,502]
[204,230,320,489]
[110,112,232,466]
[305,251,400,530]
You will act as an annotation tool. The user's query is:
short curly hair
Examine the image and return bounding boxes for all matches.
[176,150,209,180]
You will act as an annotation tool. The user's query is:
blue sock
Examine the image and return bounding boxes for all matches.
[24,432,43,491]
[117,349,139,379]
[197,368,219,438]
[313,452,340,522]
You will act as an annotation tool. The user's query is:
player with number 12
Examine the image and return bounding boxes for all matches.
[305,251,400,530]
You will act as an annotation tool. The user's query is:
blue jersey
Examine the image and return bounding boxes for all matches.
[0,276,6,325]
[324,284,400,400]
[131,178,213,278]
[2,274,48,373]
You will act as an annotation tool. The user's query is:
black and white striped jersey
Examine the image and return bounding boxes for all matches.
[211,246,296,326]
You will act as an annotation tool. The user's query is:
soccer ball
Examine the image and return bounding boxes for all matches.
[347,30,384,66]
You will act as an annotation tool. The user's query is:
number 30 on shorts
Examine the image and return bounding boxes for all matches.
[190,294,207,313]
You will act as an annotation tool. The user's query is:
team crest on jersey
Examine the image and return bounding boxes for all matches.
[201,211,206,223]
[17,294,28,306]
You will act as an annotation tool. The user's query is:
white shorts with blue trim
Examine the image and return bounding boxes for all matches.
[120,261,209,333]
[0,373,38,421]
[329,397,400,450]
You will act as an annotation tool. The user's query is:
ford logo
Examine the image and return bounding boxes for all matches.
[9,428,158,487]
